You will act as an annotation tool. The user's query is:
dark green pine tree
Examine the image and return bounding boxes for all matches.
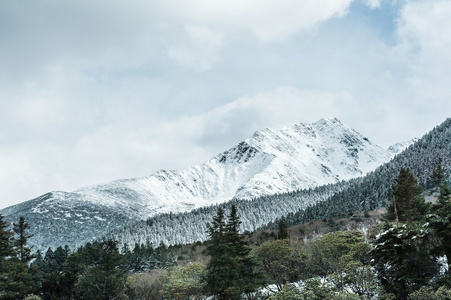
[29,250,46,295]
[428,167,451,271]
[205,207,228,299]
[205,206,263,300]
[0,213,14,264]
[432,164,446,188]
[0,214,33,300]
[371,223,439,300]
[277,218,289,239]
[12,216,35,263]
[74,240,127,300]
[386,168,429,223]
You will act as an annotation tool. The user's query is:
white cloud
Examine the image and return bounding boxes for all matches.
[163,0,354,69]
[3,0,451,210]
[161,0,354,41]
[395,0,451,72]
[168,24,224,71]
[363,0,382,9]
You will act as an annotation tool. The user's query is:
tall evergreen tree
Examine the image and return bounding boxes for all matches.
[371,223,439,300]
[0,215,33,300]
[205,208,228,299]
[74,240,127,300]
[277,218,289,240]
[0,213,14,264]
[205,206,263,299]
[432,164,446,188]
[12,216,35,263]
[386,168,428,223]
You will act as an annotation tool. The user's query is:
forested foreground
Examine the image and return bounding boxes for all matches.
[2,166,451,299]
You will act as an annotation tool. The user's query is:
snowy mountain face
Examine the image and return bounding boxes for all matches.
[387,138,419,155]
[0,118,408,251]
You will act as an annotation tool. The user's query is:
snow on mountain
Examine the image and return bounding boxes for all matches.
[61,117,396,216]
[0,118,408,250]
[387,138,419,155]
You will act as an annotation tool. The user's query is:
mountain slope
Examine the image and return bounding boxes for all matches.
[0,118,404,251]
[74,117,397,213]
[106,118,451,249]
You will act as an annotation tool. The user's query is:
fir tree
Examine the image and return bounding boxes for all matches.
[205,206,263,299]
[0,213,14,264]
[12,216,35,263]
[432,164,446,188]
[277,218,289,239]
[0,214,33,299]
[386,168,428,223]
[74,240,127,300]
[371,223,439,300]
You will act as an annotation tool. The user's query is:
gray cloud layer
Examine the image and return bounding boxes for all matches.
[1,0,451,208]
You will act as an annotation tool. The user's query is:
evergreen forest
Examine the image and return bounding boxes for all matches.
[2,165,451,299]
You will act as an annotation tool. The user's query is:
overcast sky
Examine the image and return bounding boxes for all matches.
[1,0,451,209]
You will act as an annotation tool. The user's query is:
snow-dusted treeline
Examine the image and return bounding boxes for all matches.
[103,183,345,249]
[106,118,451,249]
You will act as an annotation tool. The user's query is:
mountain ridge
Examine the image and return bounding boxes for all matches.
[0,117,410,251]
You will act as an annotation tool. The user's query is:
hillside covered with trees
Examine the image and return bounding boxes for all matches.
[2,164,451,299]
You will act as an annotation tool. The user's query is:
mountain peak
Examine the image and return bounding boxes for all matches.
[0,118,405,251]
[313,117,342,127]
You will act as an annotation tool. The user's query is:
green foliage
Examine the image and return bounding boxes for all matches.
[204,205,263,299]
[162,262,205,300]
[255,239,307,291]
[12,216,35,263]
[126,270,166,300]
[0,213,14,262]
[73,241,127,300]
[371,223,439,299]
[74,265,126,300]
[432,164,446,187]
[386,168,429,223]
[24,294,42,300]
[298,278,339,300]
[267,284,303,300]
[0,259,33,299]
[277,218,289,239]
[408,286,451,300]
[438,182,451,207]
[307,231,368,276]
[341,260,378,298]
[0,215,33,300]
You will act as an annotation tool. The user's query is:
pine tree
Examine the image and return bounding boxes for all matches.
[0,213,14,264]
[205,206,263,299]
[277,218,288,239]
[0,214,33,299]
[432,164,446,188]
[371,223,439,300]
[205,208,228,299]
[13,216,35,263]
[74,240,127,300]
[386,168,428,223]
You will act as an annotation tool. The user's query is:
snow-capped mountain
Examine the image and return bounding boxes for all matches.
[387,138,419,155]
[0,118,409,250]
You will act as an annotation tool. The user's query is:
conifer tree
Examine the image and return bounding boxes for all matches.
[0,214,33,299]
[74,240,127,300]
[371,224,439,300]
[432,164,446,188]
[277,218,288,240]
[205,206,263,299]
[13,216,35,263]
[386,168,428,223]
[0,214,14,263]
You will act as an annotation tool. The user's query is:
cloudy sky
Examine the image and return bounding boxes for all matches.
[1,0,451,209]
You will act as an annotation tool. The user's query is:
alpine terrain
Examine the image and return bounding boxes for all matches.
[0,118,408,250]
